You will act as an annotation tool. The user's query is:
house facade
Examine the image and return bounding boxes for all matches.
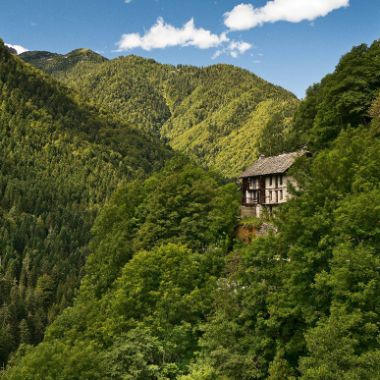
[240,151,307,217]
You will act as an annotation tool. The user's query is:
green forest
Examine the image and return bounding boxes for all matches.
[0,41,170,366]
[21,49,298,177]
[0,37,380,379]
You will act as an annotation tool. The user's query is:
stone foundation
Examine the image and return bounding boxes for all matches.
[240,205,257,217]
[236,222,277,243]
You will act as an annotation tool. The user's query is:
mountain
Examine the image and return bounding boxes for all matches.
[20,48,107,75]
[3,40,380,380]
[21,50,299,177]
[0,39,169,365]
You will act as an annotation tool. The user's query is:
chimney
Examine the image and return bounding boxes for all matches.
[259,154,265,159]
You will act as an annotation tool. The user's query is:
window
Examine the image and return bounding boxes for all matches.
[279,190,283,200]
[269,191,273,201]
[269,176,272,186]
[279,175,283,185]
[249,178,256,189]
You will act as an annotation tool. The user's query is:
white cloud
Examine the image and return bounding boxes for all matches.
[229,41,252,56]
[224,0,349,31]
[117,17,228,51]
[124,0,133,3]
[213,40,252,59]
[5,43,28,54]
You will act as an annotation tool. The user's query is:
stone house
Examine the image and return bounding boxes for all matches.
[240,151,308,217]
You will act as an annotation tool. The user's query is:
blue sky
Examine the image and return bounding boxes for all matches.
[1,0,379,97]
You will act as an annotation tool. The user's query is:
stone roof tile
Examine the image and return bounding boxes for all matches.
[240,151,306,178]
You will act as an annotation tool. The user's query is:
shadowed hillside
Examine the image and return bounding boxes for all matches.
[0,39,169,364]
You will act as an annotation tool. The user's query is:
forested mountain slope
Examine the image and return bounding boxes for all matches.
[290,40,380,149]
[20,48,107,75]
[21,51,298,177]
[0,40,169,365]
[4,40,380,380]
[2,157,241,380]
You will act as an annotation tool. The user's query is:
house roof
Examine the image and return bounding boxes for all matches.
[240,151,306,178]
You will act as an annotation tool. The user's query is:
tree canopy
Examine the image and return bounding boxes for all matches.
[2,39,380,380]
[0,39,169,365]
[22,50,298,177]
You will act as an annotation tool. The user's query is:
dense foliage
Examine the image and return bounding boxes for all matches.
[2,39,380,380]
[291,39,380,149]
[0,40,169,365]
[22,51,298,177]
[184,115,380,379]
[2,158,239,379]
[181,41,380,379]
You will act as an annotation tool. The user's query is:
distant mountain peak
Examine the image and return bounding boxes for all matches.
[19,48,107,74]
[64,48,107,60]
